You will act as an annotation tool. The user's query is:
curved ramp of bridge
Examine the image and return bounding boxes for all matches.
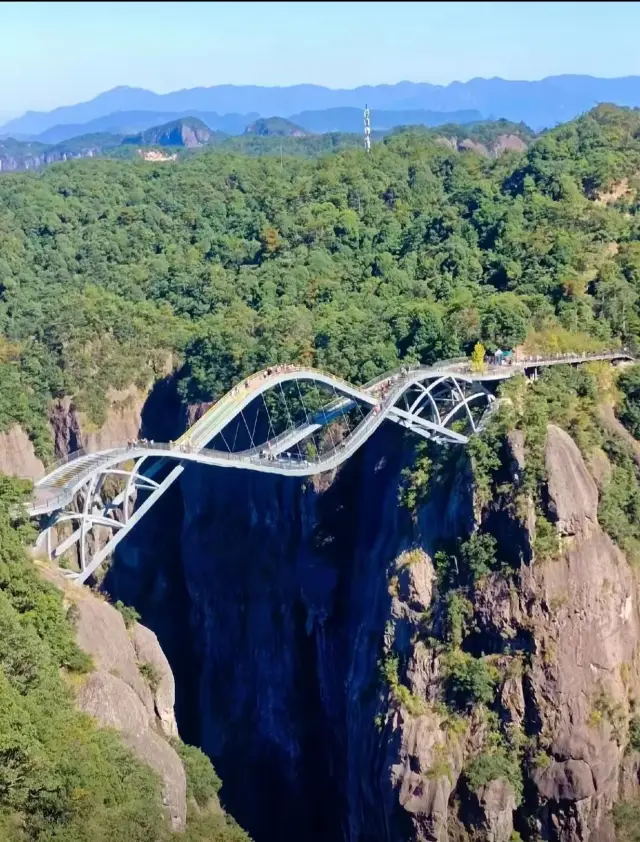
[29,350,633,585]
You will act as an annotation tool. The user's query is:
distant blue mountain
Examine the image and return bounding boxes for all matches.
[34,111,260,144]
[31,106,484,145]
[3,75,640,138]
[292,107,483,133]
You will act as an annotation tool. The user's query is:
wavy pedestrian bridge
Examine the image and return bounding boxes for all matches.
[28,350,633,584]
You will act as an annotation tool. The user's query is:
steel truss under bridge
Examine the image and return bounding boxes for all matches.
[27,351,633,585]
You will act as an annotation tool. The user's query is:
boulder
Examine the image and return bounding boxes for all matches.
[476,778,517,842]
[545,425,598,535]
[534,758,596,802]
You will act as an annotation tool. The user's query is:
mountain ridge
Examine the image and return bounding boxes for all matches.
[31,110,259,144]
[0,116,535,172]
[245,117,309,137]
[122,117,222,148]
[7,106,485,144]
[5,74,640,137]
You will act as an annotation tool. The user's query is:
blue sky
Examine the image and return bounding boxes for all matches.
[1,0,639,117]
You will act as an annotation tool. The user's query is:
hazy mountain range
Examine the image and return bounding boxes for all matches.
[18,107,483,145]
[3,75,640,142]
[0,113,534,174]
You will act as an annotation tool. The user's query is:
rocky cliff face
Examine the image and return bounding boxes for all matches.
[9,373,639,841]
[522,426,640,840]
[40,567,187,829]
[0,142,105,172]
[104,413,640,842]
[49,384,151,457]
[0,383,154,480]
[0,424,45,479]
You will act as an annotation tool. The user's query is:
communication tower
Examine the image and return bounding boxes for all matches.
[364,104,371,153]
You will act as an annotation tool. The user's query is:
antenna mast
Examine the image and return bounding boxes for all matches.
[364,104,371,153]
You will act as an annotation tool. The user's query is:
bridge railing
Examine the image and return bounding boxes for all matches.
[43,446,95,473]
[457,348,632,375]
[37,349,635,475]
[221,370,417,472]
[360,357,469,391]
[30,381,413,512]
[27,346,638,515]
[181,363,369,443]
[37,362,440,473]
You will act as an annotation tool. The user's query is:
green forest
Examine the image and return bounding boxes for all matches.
[2,103,640,839]
[1,103,640,460]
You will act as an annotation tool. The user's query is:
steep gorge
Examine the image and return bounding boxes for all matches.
[4,370,640,841]
[96,384,640,842]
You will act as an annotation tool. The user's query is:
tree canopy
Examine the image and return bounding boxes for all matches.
[0,104,640,460]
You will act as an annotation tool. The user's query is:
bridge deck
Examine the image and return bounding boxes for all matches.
[27,351,633,518]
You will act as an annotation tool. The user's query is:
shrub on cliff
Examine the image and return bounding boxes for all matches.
[618,364,640,439]
[614,799,640,842]
[0,479,170,840]
[460,532,499,582]
[465,748,523,805]
[172,742,252,842]
[442,649,499,710]
[114,599,141,628]
[173,740,222,807]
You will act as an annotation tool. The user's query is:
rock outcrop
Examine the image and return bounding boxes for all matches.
[132,621,179,739]
[0,424,45,480]
[1,382,157,572]
[0,382,151,486]
[122,117,219,148]
[0,386,148,480]
[435,133,528,159]
[62,580,186,829]
[49,384,149,458]
[475,779,518,842]
[545,424,599,534]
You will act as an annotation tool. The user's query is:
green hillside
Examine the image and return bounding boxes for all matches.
[1,100,640,840]
[0,103,639,451]
[0,474,251,842]
[243,116,309,137]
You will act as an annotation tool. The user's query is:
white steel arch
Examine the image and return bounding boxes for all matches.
[28,350,633,585]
